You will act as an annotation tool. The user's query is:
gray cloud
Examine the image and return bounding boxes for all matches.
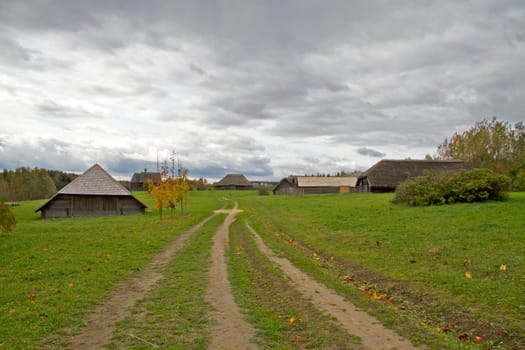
[357,147,386,158]
[1,1,524,180]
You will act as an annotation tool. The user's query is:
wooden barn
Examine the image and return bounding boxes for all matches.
[354,159,472,193]
[214,174,253,190]
[35,164,147,218]
[130,169,161,191]
[273,176,358,195]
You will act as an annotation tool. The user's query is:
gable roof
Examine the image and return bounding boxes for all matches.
[59,164,131,196]
[215,174,252,187]
[35,164,146,212]
[361,159,471,188]
[294,176,357,187]
[131,172,161,183]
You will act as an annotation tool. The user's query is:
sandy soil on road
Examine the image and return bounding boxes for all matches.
[66,202,421,350]
[66,214,217,350]
[206,205,258,350]
[246,222,421,350]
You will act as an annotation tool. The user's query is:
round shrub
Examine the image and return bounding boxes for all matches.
[393,168,509,206]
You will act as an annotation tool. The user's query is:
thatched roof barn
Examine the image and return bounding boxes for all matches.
[273,176,358,195]
[355,159,472,193]
[214,174,253,190]
[36,164,147,218]
[130,169,161,191]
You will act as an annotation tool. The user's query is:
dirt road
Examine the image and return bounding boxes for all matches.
[67,214,217,349]
[246,222,421,350]
[67,202,419,350]
[206,205,258,350]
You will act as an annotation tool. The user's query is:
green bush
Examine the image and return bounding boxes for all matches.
[512,169,525,191]
[257,187,270,196]
[0,202,16,233]
[393,168,509,206]
[392,173,443,206]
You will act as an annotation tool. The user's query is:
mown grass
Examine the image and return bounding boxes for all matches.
[2,189,524,349]
[109,214,227,350]
[0,191,224,349]
[237,192,525,350]
[228,218,363,349]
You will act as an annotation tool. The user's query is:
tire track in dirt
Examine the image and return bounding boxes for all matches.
[246,222,421,350]
[206,203,258,350]
[67,213,218,350]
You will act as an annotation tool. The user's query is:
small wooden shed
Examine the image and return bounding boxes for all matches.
[214,174,253,190]
[35,164,147,218]
[354,159,472,193]
[273,176,358,195]
[130,169,161,191]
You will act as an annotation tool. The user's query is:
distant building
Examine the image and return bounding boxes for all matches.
[214,174,253,190]
[35,164,147,218]
[130,169,161,191]
[273,176,358,195]
[250,180,279,188]
[354,159,472,193]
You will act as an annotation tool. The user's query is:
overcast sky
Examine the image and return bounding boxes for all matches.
[1,1,524,181]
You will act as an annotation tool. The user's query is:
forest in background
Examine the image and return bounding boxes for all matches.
[0,168,77,202]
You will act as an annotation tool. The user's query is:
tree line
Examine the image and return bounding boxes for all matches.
[437,118,525,191]
[0,168,78,202]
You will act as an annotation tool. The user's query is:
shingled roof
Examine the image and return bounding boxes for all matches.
[58,164,131,195]
[215,174,252,187]
[361,159,471,189]
[35,164,146,213]
[131,172,161,184]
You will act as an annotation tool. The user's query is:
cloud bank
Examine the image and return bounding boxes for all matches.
[1,1,524,180]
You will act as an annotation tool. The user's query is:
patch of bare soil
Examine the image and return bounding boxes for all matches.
[206,204,258,350]
[67,214,218,350]
[246,223,421,350]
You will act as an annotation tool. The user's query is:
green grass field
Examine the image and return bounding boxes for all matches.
[0,191,225,349]
[1,190,523,349]
[237,192,525,349]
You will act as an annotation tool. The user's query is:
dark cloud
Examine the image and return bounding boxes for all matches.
[1,1,524,180]
[36,100,101,119]
[0,138,87,171]
[357,147,386,158]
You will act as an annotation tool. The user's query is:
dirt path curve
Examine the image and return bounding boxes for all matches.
[206,203,258,350]
[246,223,421,350]
[67,213,218,350]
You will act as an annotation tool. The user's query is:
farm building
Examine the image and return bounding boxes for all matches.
[355,159,472,193]
[35,164,147,218]
[214,174,253,190]
[130,169,161,191]
[273,176,358,195]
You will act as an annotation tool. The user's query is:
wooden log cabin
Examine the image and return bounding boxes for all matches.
[35,164,147,218]
[354,159,472,193]
[273,176,358,195]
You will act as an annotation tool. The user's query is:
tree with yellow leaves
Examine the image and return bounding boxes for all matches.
[146,155,190,219]
[146,173,169,220]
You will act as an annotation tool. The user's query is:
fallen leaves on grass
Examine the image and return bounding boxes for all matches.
[465,271,472,279]
[499,264,507,271]
[289,316,296,326]
[362,287,394,304]
[28,292,37,304]
[474,336,484,344]
[458,332,469,341]
[342,275,353,282]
